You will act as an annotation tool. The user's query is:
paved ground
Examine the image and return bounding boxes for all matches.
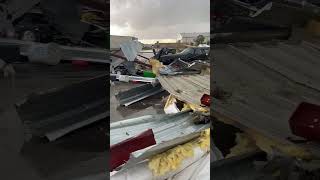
[110,81,169,123]
[0,63,107,180]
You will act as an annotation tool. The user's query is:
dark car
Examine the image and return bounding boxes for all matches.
[159,47,209,65]
[153,48,177,60]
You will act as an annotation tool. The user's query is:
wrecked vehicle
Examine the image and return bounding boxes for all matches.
[159,47,209,65]
[153,47,177,60]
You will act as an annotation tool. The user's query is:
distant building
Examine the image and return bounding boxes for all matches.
[110,35,138,50]
[178,32,210,44]
[153,42,186,50]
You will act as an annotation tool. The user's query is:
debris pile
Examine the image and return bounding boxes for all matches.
[110,40,211,179]
[212,41,320,179]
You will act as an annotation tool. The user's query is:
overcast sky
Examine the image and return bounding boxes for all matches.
[110,0,210,43]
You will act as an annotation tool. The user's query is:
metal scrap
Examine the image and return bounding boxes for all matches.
[231,0,273,17]
[159,59,202,76]
[16,75,109,141]
[158,74,210,106]
[212,41,320,157]
[0,38,109,64]
[122,131,204,170]
[111,73,157,84]
[110,42,151,75]
[116,83,164,106]
[120,40,143,62]
[110,111,210,146]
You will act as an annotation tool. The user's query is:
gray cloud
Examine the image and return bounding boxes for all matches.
[110,0,210,40]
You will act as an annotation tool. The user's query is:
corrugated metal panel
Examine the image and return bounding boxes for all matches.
[122,131,203,169]
[110,35,135,50]
[0,38,110,63]
[212,41,320,155]
[110,111,210,146]
[16,75,108,141]
[115,83,164,106]
[228,41,320,90]
[158,74,210,106]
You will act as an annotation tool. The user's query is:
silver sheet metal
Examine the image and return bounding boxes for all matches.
[119,40,142,62]
[110,111,210,146]
[16,75,108,141]
[46,112,108,141]
[0,38,109,63]
[115,83,164,106]
[158,74,210,106]
[123,131,202,169]
[111,74,157,84]
[212,41,320,155]
[227,41,320,91]
[123,130,216,170]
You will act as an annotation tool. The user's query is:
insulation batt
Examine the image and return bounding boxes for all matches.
[226,131,314,160]
[149,128,210,176]
[111,129,210,180]
[110,149,209,180]
[226,133,258,158]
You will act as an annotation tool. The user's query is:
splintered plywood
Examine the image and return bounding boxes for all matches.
[158,74,210,106]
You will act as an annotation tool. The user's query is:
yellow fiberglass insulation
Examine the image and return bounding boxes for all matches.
[148,129,210,176]
[149,59,163,75]
[251,132,314,160]
[226,133,258,158]
[226,132,313,160]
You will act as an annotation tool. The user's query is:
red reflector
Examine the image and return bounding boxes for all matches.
[289,102,320,141]
[201,94,211,107]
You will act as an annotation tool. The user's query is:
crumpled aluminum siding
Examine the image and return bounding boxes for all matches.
[212,41,320,155]
[110,111,210,146]
[115,83,164,106]
[16,75,108,141]
[119,40,142,62]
